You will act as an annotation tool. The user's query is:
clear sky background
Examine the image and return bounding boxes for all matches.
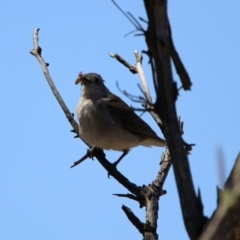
[1,1,239,240]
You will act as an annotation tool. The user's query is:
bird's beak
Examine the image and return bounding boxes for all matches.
[75,72,83,85]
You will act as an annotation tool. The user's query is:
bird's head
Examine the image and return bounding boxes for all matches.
[75,72,109,99]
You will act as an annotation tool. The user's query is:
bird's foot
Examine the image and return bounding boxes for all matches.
[107,149,129,178]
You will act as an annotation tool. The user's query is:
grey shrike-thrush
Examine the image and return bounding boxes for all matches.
[75,72,166,166]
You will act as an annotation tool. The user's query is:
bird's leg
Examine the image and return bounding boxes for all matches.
[107,149,129,178]
[112,149,129,167]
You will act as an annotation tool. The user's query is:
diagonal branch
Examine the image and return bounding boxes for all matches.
[111,0,145,34]
[168,22,192,90]
[122,205,145,235]
[109,52,137,73]
[30,28,81,141]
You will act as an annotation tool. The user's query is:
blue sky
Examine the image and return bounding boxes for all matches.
[1,1,239,239]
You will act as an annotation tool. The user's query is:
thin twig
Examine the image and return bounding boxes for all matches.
[137,83,145,96]
[122,205,145,234]
[124,29,139,37]
[139,17,148,24]
[130,107,147,112]
[113,193,139,202]
[134,33,145,37]
[127,11,145,32]
[30,28,82,144]
[134,51,152,104]
[116,81,146,102]
[168,22,192,90]
[109,53,137,73]
[112,0,144,33]
[70,149,92,168]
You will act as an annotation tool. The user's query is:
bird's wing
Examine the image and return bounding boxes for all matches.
[99,93,165,144]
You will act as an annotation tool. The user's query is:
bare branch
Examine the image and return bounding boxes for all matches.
[134,51,152,104]
[116,81,146,103]
[124,29,139,37]
[109,53,137,73]
[127,11,145,32]
[122,205,145,234]
[30,28,81,144]
[137,83,145,96]
[70,148,92,168]
[143,1,208,239]
[113,193,139,202]
[139,17,148,24]
[152,147,171,191]
[168,23,192,90]
[130,107,147,112]
[142,118,186,240]
[111,0,145,33]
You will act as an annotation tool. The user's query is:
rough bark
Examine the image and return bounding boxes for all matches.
[143,1,208,239]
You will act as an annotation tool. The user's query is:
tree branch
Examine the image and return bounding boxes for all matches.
[122,205,145,234]
[109,53,137,73]
[134,51,152,103]
[111,50,173,239]
[168,23,192,90]
[113,193,139,202]
[30,28,81,141]
[143,1,208,239]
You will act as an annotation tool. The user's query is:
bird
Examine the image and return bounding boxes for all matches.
[75,72,166,166]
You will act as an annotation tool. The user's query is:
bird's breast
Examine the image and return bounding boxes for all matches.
[76,98,141,151]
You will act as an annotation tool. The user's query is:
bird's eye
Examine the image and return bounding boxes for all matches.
[94,77,99,83]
